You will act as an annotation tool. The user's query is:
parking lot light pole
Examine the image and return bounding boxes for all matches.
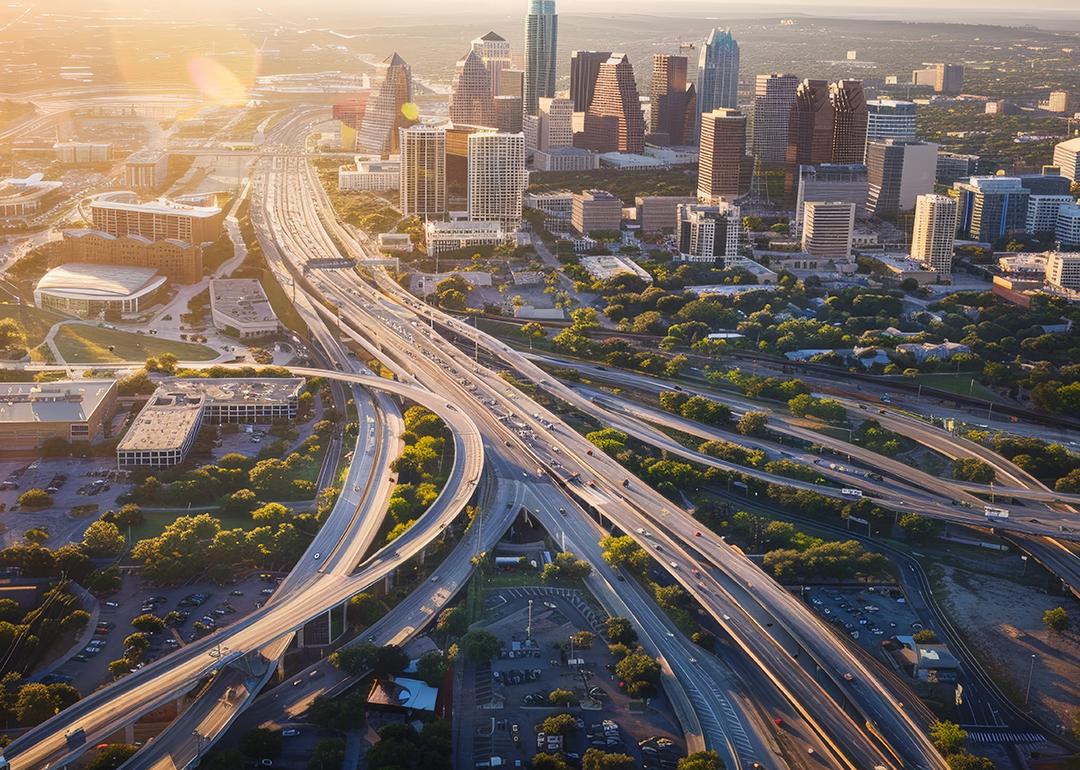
[527,600,533,641]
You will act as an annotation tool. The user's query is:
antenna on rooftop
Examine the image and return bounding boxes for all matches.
[745,155,771,207]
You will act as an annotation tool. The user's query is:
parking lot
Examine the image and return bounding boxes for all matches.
[804,584,925,660]
[0,457,130,547]
[459,588,684,769]
[43,570,284,695]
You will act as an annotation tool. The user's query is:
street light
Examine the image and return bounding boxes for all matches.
[1024,653,1036,706]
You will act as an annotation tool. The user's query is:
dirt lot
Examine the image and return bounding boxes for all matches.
[937,564,1080,731]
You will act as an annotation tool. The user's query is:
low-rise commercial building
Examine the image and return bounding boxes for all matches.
[0,380,117,452]
[635,195,697,233]
[532,147,599,171]
[34,263,167,319]
[571,189,622,235]
[801,201,856,261]
[91,193,223,245]
[160,378,303,423]
[338,157,401,191]
[124,150,170,189]
[117,390,205,468]
[1047,251,1080,290]
[209,278,280,338]
[425,219,509,256]
[54,142,110,164]
[579,254,653,283]
[0,174,63,218]
[1056,203,1080,250]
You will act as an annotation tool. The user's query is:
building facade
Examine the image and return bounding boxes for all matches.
[209,278,280,338]
[865,100,917,146]
[580,54,645,154]
[1056,203,1080,250]
[536,97,573,150]
[793,163,867,234]
[449,49,496,128]
[0,380,117,452]
[952,176,1030,243]
[936,152,980,184]
[675,202,743,265]
[910,193,958,277]
[1046,251,1080,289]
[524,0,558,115]
[358,53,413,156]
[801,201,856,260]
[467,132,527,230]
[1053,137,1080,183]
[125,150,169,189]
[785,79,867,196]
[41,229,203,284]
[425,220,509,256]
[471,31,513,95]
[338,158,401,191]
[399,125,447,219]
[90,194,223,245]
[865,139,938,219]
[751,73,798,165]
[696,28,740,137]
[571,190,622,234]
[569,50,611,113]
[635,196,698,233]
[649,54,695,146]
[697,108,746,204]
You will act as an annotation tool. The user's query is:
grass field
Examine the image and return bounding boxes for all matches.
[0,303,66,347]
[54,324,218,364]
[896,373,1007,404]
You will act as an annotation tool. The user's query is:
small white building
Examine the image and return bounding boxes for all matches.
[425,220,509,257]
[338,157,401,191]
[580,254,653,284]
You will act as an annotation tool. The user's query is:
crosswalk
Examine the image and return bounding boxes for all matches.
[965,730,1044,744]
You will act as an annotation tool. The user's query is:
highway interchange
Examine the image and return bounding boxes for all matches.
[1,106,1078,770]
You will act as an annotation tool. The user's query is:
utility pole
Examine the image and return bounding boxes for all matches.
[527,599,533,641]
[1024,653,1036,706]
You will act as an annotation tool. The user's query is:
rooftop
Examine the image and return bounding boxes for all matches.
[209,278,277,326]
[92,193,221,219]
[163,378,303,406]
[36,263,165,299]
[126,149,168,164]
[117,392,204,452]
[0,380,115,424]
[366,677,438,712]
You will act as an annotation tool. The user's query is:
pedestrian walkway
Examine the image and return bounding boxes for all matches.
[964,729,1043,744]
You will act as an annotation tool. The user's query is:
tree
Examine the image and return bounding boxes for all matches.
[416,650,450,687]
[582,748,636,770]
[307,738,345,770]
[539,712,577,736]
[14,683,59,725]
[912,629,939,644]
[347,593,383,627]
[1043,606,1070,633]
[82,520,125,557]
[0,318,27,358]
[952,458,994,484]
[606,616,637,646]
[17,489,52,508]
[239,727,282,760]
[737,411,768,437]
[899,513,941,542]
[678,750,725,770]
[930,721,968,754]
[87,744,139,770]
[307,693,365,732]
[531,754,572,770]
[123,632,150,659]
[944,753,995,770]
[548,688,574,706]
[455,629,500,663]
[614,651,661,698]
[570,630,595,649]
[131,614,165,633]
[436,606,468,637]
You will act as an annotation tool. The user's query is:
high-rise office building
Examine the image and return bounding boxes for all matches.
[571,190,622,235]
[866,100,917,145]
[1026,194,1074,235]
[785,79,867,196]
[468,132,527,230]
[449,49,496,128]
[581,54,645,154]
[696,28,740,138]
[910,194,957,277]
[569,50,611,113]
[952,176,1030,243]
[445,124,488,197]
[697,108,746,204]
[801,201,856,260]
[358,53,413,156]
[471,31,513,95]
[912,63,963,94]
[499,69,525,98]
[751,73,798,164]
[494,96,524,134]
[793,164,868,234]
[649,54,695,146]
[537,97,573,150]
[936,152,980,184]
[1053,137,1080,183]
[865,139,938,219]
[1046,91,1070,114]
[675,202,744,265]
[399,125,447,219]
[524,0,558,116]
[1056,203,1080,250]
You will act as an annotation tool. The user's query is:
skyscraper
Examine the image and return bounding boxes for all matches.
[471,31,513,95]
[675,202,744,265]
[696,28,740,138]
[952,176,1030,243]
[468,132,527,230]
[697,108,746,203]
[569,50,611,113]
[358,53,413,156]
[751,73,798,164]
[449,49,496,128]
[866,100,917,145]
[649,54,696,146]
[784,79,867,196]
[524,0,558,116]
[494,96,524,134]
[399,125,446,219]
[911,193,957,277]
[865,139,937,219]
[1052,137,1080,183]
[581,54,645,154]
[537,97,573,150]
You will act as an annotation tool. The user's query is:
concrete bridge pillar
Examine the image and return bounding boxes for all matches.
[384,570,395,593]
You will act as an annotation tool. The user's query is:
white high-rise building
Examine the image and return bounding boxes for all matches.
[1053,137,1080,183]
[801,201,856,260]
[1046,251,1080,290]
[1056,202,1080,250]
[537,97,573,150]
[468,132,527,231]
[399,126,447,219]
[674,202,744,265]
[1027,194,1075,234]
[751,73,798,165]
[910,193,957,277]
[471,31,513,95]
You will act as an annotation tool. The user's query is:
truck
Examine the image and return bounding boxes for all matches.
[984,506,1010,519]
[475,758,504,768]
[66,727,86,749]
[841,488,864,498]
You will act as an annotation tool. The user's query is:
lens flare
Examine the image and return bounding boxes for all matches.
[187,56,249,106]
[401,102,420,121]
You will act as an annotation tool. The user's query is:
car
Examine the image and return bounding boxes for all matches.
[512,723,519,733]
[292,679,302,686]
[722,613,731,621]
[282,729,300,737]
[104,601,119,608]
[694,531,702,537]
[843,672,854,681]
[430,575,438,582]
[261,761,273,767]
[313,552,321,560]
[230,590,244,597]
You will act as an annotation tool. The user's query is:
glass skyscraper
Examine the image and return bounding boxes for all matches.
[524,0,558,116]
[696,28,739,139]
